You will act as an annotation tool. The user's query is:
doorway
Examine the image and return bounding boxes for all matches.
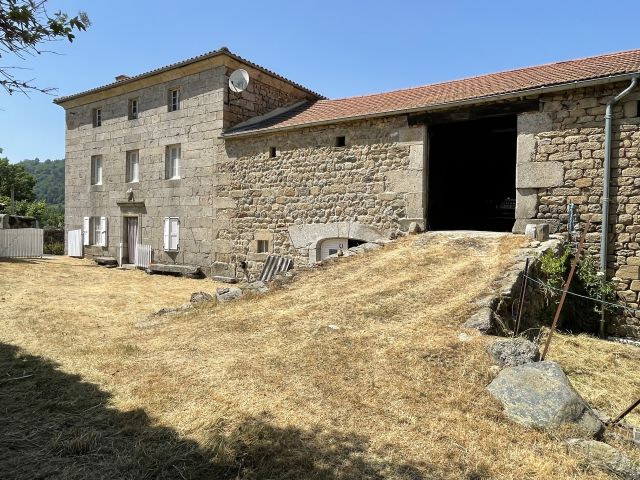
[124,216,139,264]
[427,115,516,231]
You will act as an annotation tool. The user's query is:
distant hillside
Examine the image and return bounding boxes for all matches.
[18,159,64,206]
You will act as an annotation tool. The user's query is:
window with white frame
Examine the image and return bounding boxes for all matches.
[92,107,102,127]
[163,217,179,251]
[85,216,108,246]
[128,98,138,120]
[165,144,181,179]
[126,150,139,183]
[90,155,103,185]
[168,88,180,112]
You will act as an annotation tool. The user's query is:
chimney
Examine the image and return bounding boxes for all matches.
[115,74,130,82]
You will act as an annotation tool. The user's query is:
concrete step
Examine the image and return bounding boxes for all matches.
[146,263,203,278]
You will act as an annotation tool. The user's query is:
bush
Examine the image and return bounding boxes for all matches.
[537,243,618,333]
[44,242,64,255]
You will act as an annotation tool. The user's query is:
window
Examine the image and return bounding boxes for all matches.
[85,216,108,246]
[128,98,138,120]
[163,217,179,251]
[168,88,180,112]
[269,147,277,158]
[90,155,103,185]
[335,136,346,147]
[165,145,181,179]
[257,239,269,253]
[126,150,139,183]
[92,108,102,127]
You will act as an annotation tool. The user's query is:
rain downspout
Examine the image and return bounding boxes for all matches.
[600,76,640,337]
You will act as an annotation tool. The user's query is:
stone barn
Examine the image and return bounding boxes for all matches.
[56,48,640,337]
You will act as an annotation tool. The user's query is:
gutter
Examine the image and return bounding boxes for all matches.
[599,76,640,337]
[222,72,640,138]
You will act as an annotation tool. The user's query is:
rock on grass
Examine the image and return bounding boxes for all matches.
[487,361,604,438]
[487,337,540,367]
[566,439,640,480]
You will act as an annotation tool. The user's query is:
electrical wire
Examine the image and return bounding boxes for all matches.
[524,274,640,314]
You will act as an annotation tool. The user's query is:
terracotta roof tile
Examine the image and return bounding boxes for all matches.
[225,49,640,136]
[54,47,323,104]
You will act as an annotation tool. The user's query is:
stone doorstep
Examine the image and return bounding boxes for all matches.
[94,256,118,267]
[211,275,238,284]
[146,263,201,276]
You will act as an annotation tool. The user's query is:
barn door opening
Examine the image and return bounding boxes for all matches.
[427,115,516,231]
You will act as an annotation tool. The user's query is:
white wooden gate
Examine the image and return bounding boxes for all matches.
[0,228,43,258]
[67,229,83,257]
[135,244,152,268]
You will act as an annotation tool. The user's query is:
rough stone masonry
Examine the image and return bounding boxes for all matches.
[55,48,640,338]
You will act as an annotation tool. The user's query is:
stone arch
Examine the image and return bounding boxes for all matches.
[287,222,387,263]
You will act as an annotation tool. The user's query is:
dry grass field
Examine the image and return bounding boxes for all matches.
[0,234,638,479]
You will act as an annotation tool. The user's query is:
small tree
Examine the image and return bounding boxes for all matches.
[0,0,89,95]
[0,150,36,201]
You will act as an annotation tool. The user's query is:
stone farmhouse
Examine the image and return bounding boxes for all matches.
[56,48,640,336]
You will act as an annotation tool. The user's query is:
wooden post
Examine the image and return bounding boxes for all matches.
[514,258,530,336]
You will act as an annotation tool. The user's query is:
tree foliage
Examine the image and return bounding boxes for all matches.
[0,149,64,226]
[0,149,36,201]
[18,157,64,205]
[0,194,63,226]
[0,0,89,95]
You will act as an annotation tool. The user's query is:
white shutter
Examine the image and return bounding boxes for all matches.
[100,216,108,247]
[163,217,170,250]
[170,217,179,250]
[83,217,90,245]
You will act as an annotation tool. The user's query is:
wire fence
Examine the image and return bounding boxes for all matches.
[524,274,640,315]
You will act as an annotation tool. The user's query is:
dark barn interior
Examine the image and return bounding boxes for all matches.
[427,115,517,232]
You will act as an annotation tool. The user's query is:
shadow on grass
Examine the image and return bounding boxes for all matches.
[0,342,432,480]
[0,257,55,264]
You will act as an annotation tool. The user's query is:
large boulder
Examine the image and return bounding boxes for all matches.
[487,337,540,367]
[216,286,243,303]
[566,439,640,480]
[487,361,604,437]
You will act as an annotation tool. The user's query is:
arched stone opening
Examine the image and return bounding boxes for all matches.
[287,222,387,263]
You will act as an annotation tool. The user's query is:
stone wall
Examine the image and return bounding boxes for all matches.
[64,64,226,266]
[219,116,425,273]
[223,65,315,128]
[61,55,314,272]
[526,82,640,337]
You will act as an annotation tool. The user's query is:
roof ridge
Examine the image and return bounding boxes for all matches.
[323,48,640,103]
[54,47,324,104]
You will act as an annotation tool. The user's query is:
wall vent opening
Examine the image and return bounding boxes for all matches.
[257,239,269,253]
[335,136,346,147]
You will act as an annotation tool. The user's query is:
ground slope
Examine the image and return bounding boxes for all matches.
[0,233,638,479]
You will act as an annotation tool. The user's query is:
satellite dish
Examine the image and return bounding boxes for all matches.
[229,69,250,93]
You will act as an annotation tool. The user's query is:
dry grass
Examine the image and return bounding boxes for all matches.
[547,333,640,426]
[0,236,637,479]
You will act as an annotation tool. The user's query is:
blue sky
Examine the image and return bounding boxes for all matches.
[1,0,640,162]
